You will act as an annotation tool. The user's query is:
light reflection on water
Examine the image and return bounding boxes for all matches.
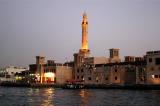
[26,88,55,106]
[0,87,160,106]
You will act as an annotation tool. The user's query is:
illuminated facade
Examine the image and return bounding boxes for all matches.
[29,56,73,84]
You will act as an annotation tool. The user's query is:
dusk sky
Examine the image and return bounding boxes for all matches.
[0,0,160,67]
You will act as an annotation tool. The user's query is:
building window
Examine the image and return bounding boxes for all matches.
[53,69,56,73]
[140,77,144,81]
[77,76,79,79]
[115,69,117,72]
[149,58,152,63]
[150,67,154,71]
[88,77,91,80]
[155,75,158,78]
[152,75,160,78]
[105,77,108,80]
[81,76,83,79]
[81,69,84,73]
[115,76,117,80]
[155,58,160,65]
[77,69,79,73]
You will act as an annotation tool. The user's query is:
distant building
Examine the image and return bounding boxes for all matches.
[11,13,159,87]
[74,13,90,81]
[81,50,146,85]
[0,66,26,82]
[84,57,108,65]
[146,51,160,84]
[29,56,72,85]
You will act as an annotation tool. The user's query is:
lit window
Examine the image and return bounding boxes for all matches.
[151,75,160,78]
[44,72,55,78]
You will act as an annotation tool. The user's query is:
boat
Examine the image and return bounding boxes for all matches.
[63,80,85,89]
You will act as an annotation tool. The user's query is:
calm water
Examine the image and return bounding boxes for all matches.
[0,87,160,106]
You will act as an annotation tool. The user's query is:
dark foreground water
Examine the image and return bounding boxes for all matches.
[0,87,160,106]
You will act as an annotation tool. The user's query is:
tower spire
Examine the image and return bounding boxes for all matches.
[81,12,88,50]
[83,12,87,18]
[79,12,90,57]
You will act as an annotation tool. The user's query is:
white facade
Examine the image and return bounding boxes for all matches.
[0,66,26,82]
[146,51,160,84]
[6,66,26,75]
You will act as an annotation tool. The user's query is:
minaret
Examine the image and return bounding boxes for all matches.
[79,12,90,57]
[73,13,90,80]
[81,12,88,50]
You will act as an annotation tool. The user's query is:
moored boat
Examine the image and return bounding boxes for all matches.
[63,80,84,89]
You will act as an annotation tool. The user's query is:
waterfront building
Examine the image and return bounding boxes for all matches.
[25,13,159,86]
[146,51,160,84]
[81,50,146,85]
[74,12,90,81]
[0,66,26,82]
[9,13,159,87]
[29,56,72,85]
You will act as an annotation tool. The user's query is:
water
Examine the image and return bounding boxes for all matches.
[0,87,160,106]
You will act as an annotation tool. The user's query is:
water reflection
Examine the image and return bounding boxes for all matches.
[1,87,160,106]
[26,88,55,106]
[79,89,94,106]
[40,88,54,106]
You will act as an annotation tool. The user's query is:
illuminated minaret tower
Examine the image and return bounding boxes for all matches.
[81,12,88,50]
[73,12,90,79]
[79,12,90,57]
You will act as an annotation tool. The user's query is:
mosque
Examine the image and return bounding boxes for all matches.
[28,13,160,85]
[3,13,159,86]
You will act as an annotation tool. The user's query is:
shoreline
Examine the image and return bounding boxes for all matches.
[1,82,160,90]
